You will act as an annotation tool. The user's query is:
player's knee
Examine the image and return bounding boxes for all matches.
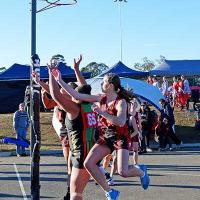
[84,158,92,170]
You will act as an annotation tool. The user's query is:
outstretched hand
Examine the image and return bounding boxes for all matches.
[51,68,62,82]
[92,104,102,115]
[47,58,59,71]
[74,54,82,70]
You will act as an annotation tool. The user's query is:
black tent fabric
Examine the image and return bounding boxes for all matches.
[150,60,200,76]
[0,63,91,113]
[99,61,149,78]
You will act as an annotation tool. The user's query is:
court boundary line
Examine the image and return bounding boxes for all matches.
[156,172,200,177]
[13,163,28,200]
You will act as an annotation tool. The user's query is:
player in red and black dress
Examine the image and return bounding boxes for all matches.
[53,72,150,200]
[49,56,99,200]
[128,100,142,165]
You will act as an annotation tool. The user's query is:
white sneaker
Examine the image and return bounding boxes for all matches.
[107,178,114,186]
[146,148,153,152]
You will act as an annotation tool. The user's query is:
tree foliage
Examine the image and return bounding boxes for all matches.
[133,55,166,72]
[81,62,109,77]
[51,54,66,64]
[0,67,6,73]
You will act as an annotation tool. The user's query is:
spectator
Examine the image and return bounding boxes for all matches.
[152,77,160,89]
[156,118,181,151]
[178,77,185,109]
[159,98,176,134]
[139,102,152,153]
[172,76,179,108]
[146,76,153,85]
[194,105,200,130]
[161,76,169,97]
[13,103,29,157]
[181,75,191,109]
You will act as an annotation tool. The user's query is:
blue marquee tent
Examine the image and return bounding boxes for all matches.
[150,60,200,76]
[0,63,91,113]
[0,63,91,81]
[99,61,149,78]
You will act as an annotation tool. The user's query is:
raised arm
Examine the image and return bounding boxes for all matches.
[32,71,50,93]
[41,89,57,109]
[74,54,87,85]
[51,69,100,103]
[48,66,79,114]
[92,99,127,127]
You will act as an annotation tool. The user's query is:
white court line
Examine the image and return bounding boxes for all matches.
[157,172,200,177]
[13,163,28,200]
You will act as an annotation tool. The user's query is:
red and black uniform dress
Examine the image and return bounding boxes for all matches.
[130,112,139,143]
[97,96,131,152]
[65,102,97,169]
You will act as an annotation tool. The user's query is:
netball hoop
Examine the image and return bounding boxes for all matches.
[37,0,77,13]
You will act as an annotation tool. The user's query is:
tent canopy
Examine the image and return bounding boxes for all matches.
[0,63,91,81]
[99,61,148,78]
[150,60,200,76]
[87,77,164,110]
[0,63,91,113]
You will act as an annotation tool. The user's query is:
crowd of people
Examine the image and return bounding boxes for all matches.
[147,75,191,110]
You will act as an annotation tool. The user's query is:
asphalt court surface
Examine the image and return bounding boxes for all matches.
[0,150,200,200]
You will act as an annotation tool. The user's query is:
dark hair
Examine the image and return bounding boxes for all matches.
[76,84,91,95]
[106,73,135,102]
[159,98,166,103]
[75,84,92,104]
[68,82,78,89]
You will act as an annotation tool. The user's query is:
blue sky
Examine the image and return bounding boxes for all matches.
[1,0,200,69]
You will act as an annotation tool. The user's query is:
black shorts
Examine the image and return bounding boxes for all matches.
[97,135,130,153]
[68,132,94,169]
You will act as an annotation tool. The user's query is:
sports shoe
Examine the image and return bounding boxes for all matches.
[139,164,150,190]
[105,172,111,180]
[169,147,173,151]
[107,178,115,186]
[105,189,120,200]
[105,173,115,186]
[146,147,153,152]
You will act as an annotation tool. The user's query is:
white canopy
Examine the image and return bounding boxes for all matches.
[87,77,164,110]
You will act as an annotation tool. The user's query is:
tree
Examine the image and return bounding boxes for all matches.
[134,57,155,72]
[155,55,166,65]
[0,67,6,73]
[51,54,66,64]
[133,55,166,72]
[81,62,109,78]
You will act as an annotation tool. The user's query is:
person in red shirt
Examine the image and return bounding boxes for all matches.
[128,100,142,165]
[146,76,153,85]
[178,77,185,109]
[172,76,179,108]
